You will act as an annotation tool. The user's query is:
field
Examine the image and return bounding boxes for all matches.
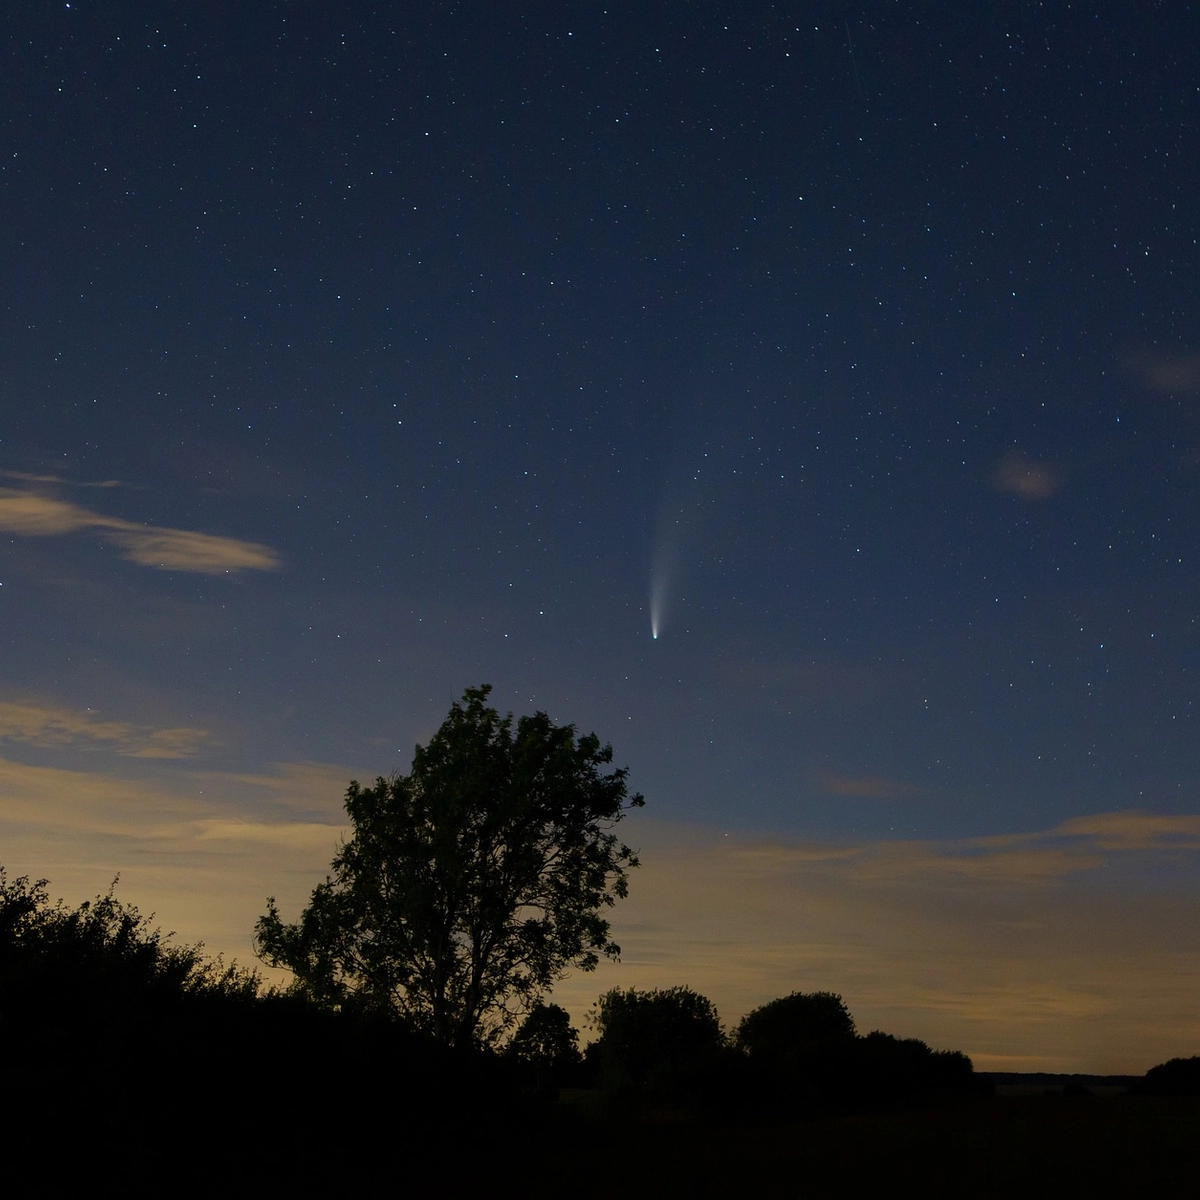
[538,1093,1200,1197]
[10,1077,1199,1196]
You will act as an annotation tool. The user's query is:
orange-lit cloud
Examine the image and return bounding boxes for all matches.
[0,752,350,984]
[0,469,122,489]
[992,450,1062,500]
[0,487,280,573]
[0,700,208,759]
[1054,809,1200,851]
[849,842,1103,884]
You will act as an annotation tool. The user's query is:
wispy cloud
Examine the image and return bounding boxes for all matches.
[0,487,280,573]
[192,818,347,850]
[992,450,1062,500]
[0,700,208,759]
[0,470,122,489]
[0,752,349,986]
[1054,809,1200,851]
[1130,350,1200,394]
[853,842,1104,883]
[714,809,1193,887]
[820,774,914,799]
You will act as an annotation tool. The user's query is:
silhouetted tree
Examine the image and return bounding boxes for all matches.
[506,1000,583,1087]
[588,985,725,1090]
[1139,1055,1200,1096]
[852,1030,976,1098]
[736,992,858,1109]
[255,685,643,1047]
[733,993,975,1108]
[736,990,857,1066]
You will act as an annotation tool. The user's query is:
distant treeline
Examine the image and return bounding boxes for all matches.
[569,984,984,1116]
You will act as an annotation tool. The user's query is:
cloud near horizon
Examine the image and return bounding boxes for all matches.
[555,811,1200,1074]
[0,487,280,573]
[1,750,1197,1075]
[0,752,352,983]
[1054,809,1200,851]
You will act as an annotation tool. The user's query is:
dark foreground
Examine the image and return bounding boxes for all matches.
[8,1084,1199,1197]
[8,874,1193,1195]
[550,1093,1200,1198]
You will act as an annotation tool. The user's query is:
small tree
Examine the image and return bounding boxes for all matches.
[255,685,643,1047]
[734,991,858,1107]
[1138,1055,1200,1096]
[853,1031,976,1097]
[735,990,857,1064]
[506,1000,582,1085]
[588,985,725,1090]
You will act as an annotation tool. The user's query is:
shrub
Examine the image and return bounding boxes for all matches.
[588,985,725,1094]
[1138,1055,1200,1096]
[505,1000,584,1088]
[851,1031,976,1099]
[0,868,261,1031]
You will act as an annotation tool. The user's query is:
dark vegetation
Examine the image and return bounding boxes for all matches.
[1136,1055,1200,1096]
[4,689,1198,1191]
[580,985,979,1118]
[5,868,1200,1194]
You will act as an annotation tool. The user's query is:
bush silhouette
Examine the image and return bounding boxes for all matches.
[0,868,260,1032]
[0,864,538,1182]
[851,1030,976,1099]
[732,992,976,1111]
[588,985,726,1095]
[506,999,584,1089]
[734,991,858,1106]
[1138,1055,1200,1096]
[736,990,856,1062]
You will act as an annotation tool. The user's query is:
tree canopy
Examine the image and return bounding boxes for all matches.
[735,990,857,1063]
[255,685,643,1046]
[588,985,725,1089]
[505,1000,583,1083]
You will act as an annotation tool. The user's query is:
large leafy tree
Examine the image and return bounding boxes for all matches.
[255,685,643,1046]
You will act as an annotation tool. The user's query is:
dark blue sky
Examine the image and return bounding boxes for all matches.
[2,2,1198,1070]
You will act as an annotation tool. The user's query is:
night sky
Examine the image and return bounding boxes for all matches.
[3,2,1198,1073]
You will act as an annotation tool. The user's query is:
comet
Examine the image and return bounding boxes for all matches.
[649,548,672,640]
